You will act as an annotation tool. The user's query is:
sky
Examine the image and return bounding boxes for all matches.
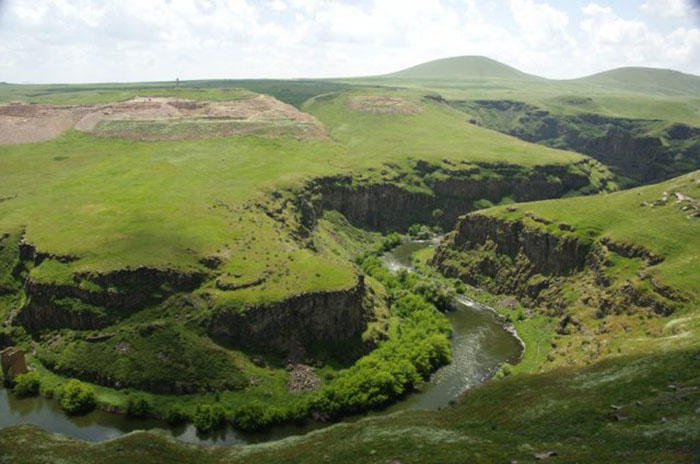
[0,0,699,83]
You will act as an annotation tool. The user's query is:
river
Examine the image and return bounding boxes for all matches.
[0,239,522,445]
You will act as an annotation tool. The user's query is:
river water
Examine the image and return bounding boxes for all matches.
[0,239,522,445]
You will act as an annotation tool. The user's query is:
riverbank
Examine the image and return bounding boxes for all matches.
[0,238,523,446]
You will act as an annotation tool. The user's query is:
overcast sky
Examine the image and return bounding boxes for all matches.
[1,0,699,84]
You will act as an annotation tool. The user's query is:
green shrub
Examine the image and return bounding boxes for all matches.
[12,372,40,398]
[165,403,189,425]
[378,232,402,252]
[233,401,282,431]
[193,404,226,434]
[126,395,151,418]
[407,223,432,240]
[60,379,96,415]
[309,232,454,420]
[412,280,456,311]
[494,363,514,379]
[473,198,494,209]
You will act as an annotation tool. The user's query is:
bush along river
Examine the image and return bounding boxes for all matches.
[0,238,523,446]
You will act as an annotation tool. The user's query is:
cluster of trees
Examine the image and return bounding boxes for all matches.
[12,372,41,397]
[310,293,451,417]
[12,373,96,416]
[359,255,456,312]
[304,238,453,418]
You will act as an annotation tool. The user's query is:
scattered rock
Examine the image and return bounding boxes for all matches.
[534,451,558,460]
[287,364,320,392]
[116,341,130,354]
[558,222,575,232]
[525,211,553,225]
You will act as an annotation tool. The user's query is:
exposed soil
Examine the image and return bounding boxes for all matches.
[0,95,326,144]
[347,95,422,114]
[0,103,91,144]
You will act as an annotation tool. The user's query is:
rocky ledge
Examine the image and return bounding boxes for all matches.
[432,212,679,317]
[15,266,207,332]
[208,275,369,355]
[300,159,608,233]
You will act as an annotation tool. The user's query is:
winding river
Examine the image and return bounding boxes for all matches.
[0,239,522,446]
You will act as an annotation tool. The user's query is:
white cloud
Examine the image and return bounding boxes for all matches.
[0,0,698,83]
[641,0,700,20]
[578,2,700,73]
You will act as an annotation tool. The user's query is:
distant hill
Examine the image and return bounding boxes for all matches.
[385,56,544,81]
[574,67,700,96]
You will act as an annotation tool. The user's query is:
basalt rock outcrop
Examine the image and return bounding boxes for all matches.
[208,275,368,355]
[455,99,700,185]
[304,160,605,233]
[432,212,678,317]
[15,265,207,332]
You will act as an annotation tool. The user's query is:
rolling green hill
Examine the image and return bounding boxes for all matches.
[574,67,700,96]
[385,55,543,81]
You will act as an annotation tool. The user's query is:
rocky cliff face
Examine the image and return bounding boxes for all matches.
[2,155,611,368]
[208,275,369,355]
[432,212,678,317]
[15,265,207,332]
[456,100,700,185]
[306,160,604,233]
[437,213,589,276]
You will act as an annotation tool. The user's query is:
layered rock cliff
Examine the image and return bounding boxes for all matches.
[454,99,700,186]
[432,212,678,317]
[208,275,369,354]
[303,159,609,233]
[15,265,207,331]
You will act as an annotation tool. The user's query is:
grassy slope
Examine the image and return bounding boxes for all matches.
[0,89,588,297]
[339,57,700,125]
[486,171,700,306]
[573,67,700,96]
[3,177,698,463]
